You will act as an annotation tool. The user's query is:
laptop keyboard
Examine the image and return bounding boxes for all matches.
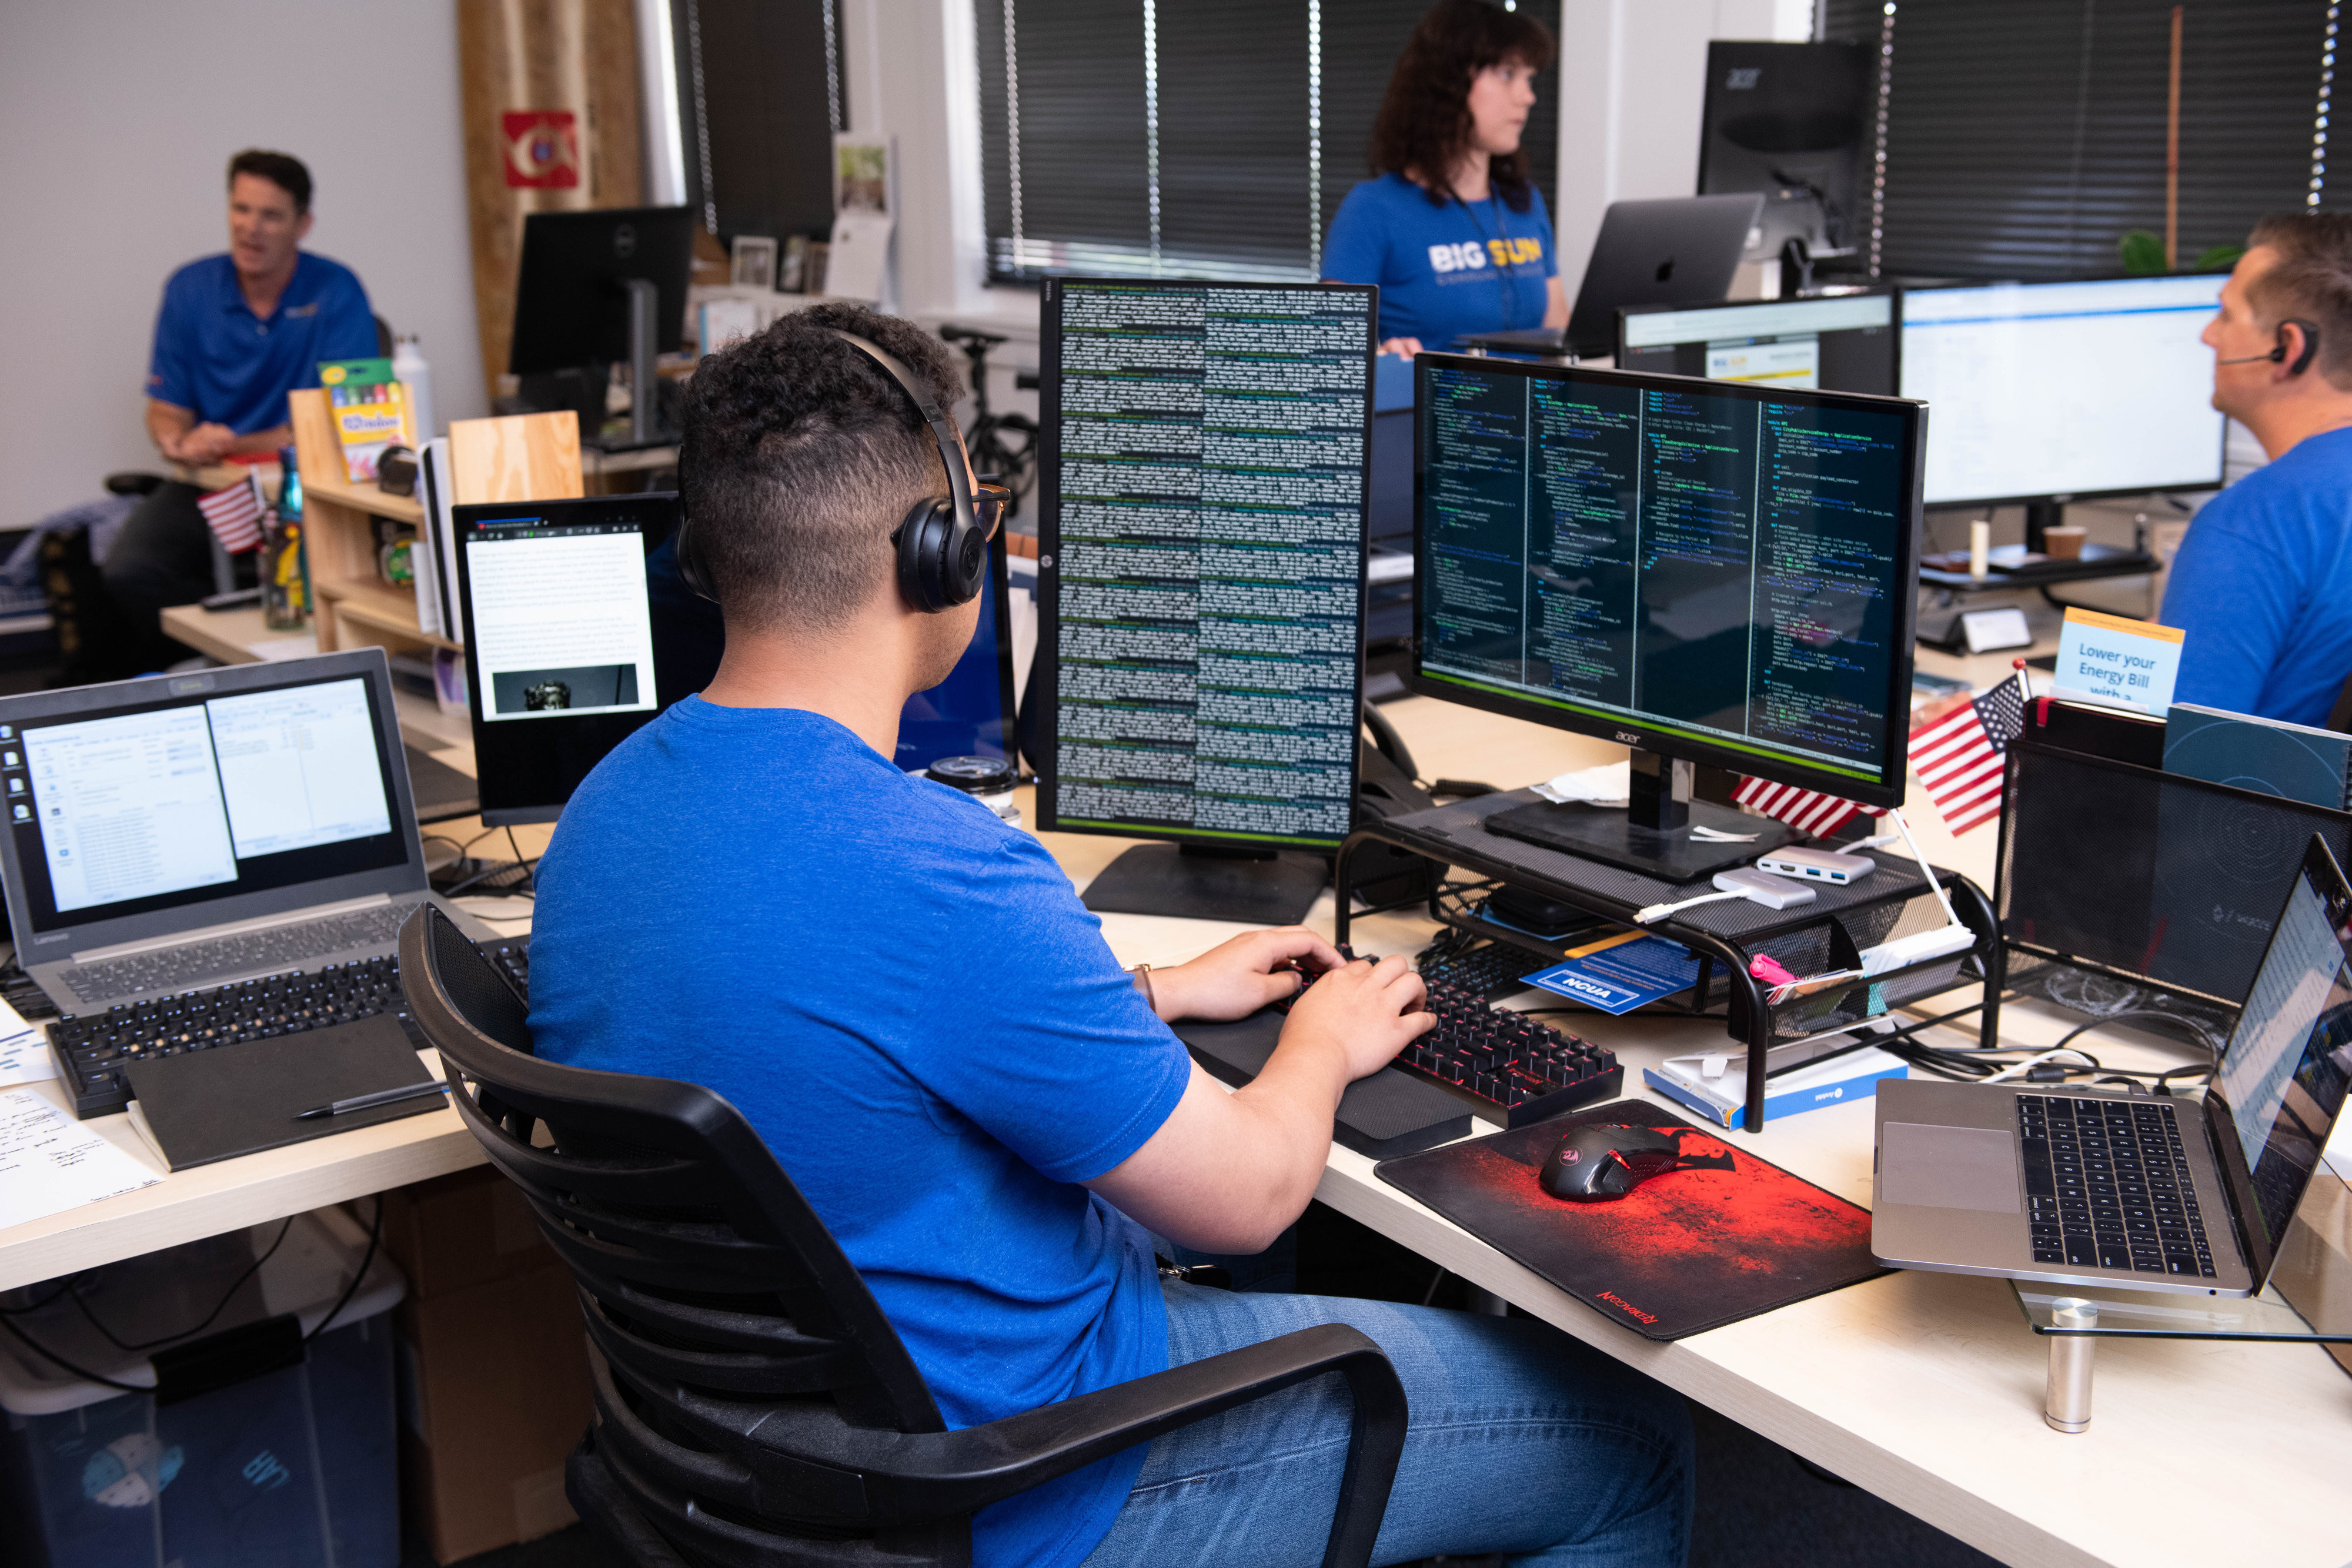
[2018,1094,2219,1278]
[55,902,419,1005]
[50,955,420,1119]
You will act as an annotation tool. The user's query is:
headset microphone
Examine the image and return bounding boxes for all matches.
[2220,317,2321,375]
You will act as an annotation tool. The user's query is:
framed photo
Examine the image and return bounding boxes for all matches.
[730,235,779,290]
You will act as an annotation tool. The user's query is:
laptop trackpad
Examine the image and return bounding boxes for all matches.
[1882,1124,2020,1212]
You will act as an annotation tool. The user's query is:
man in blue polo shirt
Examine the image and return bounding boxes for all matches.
[109,149,377,667]
[2163,212,2352,726]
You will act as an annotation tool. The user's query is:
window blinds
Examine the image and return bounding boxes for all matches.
[1820,0,2336,279]
[975,0,1561,283]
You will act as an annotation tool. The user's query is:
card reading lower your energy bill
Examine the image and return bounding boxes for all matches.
[1522,932,1701,1016]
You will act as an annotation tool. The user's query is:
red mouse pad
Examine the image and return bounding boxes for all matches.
[1374,1099,1885,1339]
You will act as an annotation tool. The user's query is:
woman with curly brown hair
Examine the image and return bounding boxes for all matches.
[1323,0,1566,357]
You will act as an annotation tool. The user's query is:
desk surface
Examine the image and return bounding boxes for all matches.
[1,681,2341,1568]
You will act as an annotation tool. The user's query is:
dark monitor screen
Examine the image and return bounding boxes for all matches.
[1035,278,1374,850]
[453,494,1020,823]
[1409,356,1925,808]
[1616,290,1899,396]
[1899,273,2227,506]
[508,206,696,376]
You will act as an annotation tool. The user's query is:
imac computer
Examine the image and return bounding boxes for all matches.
[451,493,1019,824]
[1410,355,1926,881]
[508,206,696,450]
[1616,289,1899,396]
[1899,273,2227,550]
[1034,277,1376,923]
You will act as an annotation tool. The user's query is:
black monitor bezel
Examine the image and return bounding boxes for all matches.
[451,493,680,827]
[507,205,697,376]
[1897,272,2231,510]
[1612,284,1902,392]
[1405,355,1926,811]
[1034,275,1376,852]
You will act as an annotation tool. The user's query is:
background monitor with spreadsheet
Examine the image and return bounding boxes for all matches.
[1034,278,1374,915]
[1409,356,1925,814]
[1616,290,1899,396]
[1899,273,2227,506]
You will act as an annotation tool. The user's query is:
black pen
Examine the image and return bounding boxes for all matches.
[293,1081,452,1121]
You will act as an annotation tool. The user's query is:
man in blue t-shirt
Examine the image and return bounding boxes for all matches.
[109,150,377,670]
[529,305,1692,1568]
[1322,6,1564,356]
[2163,212,2352,726]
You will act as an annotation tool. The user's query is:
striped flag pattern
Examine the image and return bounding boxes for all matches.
[195,473,266,553]
[1730,776,1885,838]
[1910,670,2031,835]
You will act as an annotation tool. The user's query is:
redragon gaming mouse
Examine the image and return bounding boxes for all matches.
[1539,1124,1690,1201]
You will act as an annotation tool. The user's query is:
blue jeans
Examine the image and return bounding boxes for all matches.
[1080,1282,1693,1568]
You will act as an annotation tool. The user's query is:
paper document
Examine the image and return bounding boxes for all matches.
[0,1088,161,1230]
[0,997,53,1085]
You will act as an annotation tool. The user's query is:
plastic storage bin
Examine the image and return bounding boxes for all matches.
[0,1208,406,1568]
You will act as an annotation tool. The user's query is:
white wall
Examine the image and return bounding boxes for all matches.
[1,0,486,522]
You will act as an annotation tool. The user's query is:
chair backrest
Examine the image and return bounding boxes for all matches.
[398,905,944,1441]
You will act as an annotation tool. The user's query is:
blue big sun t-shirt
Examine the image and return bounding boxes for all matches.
[1322,171,1558,349]
[529,699,1191,1568]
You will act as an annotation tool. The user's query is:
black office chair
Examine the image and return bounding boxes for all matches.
[397,906,1409,1568]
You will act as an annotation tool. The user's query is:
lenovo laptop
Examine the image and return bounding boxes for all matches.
[0,650,496,1024]
[1874,833,2352,1297]
[1562,193,1765,358]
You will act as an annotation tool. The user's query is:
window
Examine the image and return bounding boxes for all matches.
[674,0,847,246]
[974,0,1561,283]
[1820,0,2335,279]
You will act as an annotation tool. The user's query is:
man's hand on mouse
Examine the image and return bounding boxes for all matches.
[1137,926,1345,1024]
[1278,952,1436,1082]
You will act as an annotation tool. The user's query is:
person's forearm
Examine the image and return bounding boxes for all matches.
[1198,1035,1352,1249]
[226,423,293,458]
[146,402,193,458]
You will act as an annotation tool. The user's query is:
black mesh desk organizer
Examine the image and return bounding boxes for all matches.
[1335,789,2002,1132]
[1996,736,2352,1018]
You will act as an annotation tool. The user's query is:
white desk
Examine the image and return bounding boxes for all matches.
[2,691,2343,1568]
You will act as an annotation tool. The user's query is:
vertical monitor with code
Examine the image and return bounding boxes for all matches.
[1409,356,1924,807]
[1037,280,1374,848]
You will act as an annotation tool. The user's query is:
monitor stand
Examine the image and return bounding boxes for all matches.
[1081,843,1328,924]
[1484,750,1799,883]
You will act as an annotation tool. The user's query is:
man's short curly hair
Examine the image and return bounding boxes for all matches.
[678,303,964,633]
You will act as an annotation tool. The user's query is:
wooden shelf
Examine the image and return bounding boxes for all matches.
[299,469,425,527]
[318,577,458,650]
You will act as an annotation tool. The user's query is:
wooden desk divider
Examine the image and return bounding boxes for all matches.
[286,392,584,658]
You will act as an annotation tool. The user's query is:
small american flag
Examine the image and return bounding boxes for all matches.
[1730,776,1885,838]
[1910,668,2031,835]
[195,473,266,553]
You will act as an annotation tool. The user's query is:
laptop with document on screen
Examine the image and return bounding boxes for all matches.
[0,649,498,1069]
[1873,833,2352,1298]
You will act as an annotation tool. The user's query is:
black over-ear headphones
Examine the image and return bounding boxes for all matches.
[677,328,999,613]
[2220,316,2322,376]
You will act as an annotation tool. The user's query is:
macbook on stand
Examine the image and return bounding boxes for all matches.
[1873,833,2352,1297]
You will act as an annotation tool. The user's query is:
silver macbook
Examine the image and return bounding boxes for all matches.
[1563,193,1765,357]
[0,649,493,1019]
[1873,833,2352,1298]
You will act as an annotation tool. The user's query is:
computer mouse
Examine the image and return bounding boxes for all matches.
[1538,1124,1689,1202]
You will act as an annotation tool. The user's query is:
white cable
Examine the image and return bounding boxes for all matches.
[1886,807,1963,928]
[1633,889,1747,925]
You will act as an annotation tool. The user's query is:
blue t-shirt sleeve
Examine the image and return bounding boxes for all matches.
[148,275,195,409]
[1322,183,1389,287]
[912,832,1191,1185]
[2161,497,2297,714]
[314,271,380,375]
[1528,186,1561,279]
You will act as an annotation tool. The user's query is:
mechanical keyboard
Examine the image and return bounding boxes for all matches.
[1288,950,1621,1129]
[48,956,420,1119]
[55,902,419,1006]
[1417,935,1547,1001]
[2017,1093,2218,1278]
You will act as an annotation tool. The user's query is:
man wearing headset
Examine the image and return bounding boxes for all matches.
[526,304,1692,1568]
[2163,213,2352,726]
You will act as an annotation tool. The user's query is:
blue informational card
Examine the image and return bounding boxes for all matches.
[1522,933,1700,1015]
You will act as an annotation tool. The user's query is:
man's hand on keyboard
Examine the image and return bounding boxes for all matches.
[1279,952,1436,1082]
[1141,927,1344,1024]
